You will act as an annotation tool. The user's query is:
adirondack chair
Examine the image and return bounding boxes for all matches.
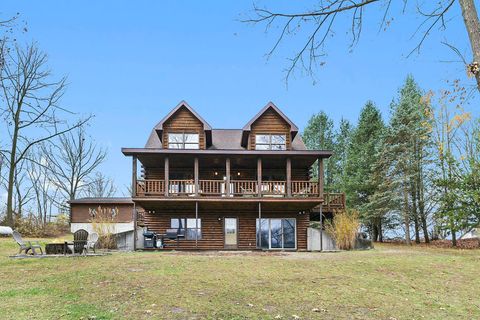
[67,229,89,255]
[84,232,99,253]
[12,230,44,255]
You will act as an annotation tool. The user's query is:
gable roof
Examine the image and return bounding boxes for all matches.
[153,100,212,146]
[144,128,307,150]
[241,102,299,147]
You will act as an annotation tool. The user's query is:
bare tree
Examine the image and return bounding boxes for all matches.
[84,172,117,198]
[244,1,480,91]
[13,158,33,220]
[42,125,106,213]
[27,147,60,224]
[0,43,90,227]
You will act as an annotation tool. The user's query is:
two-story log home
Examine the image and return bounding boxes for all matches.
[120,101,345,251]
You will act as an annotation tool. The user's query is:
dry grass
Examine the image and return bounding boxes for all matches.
[0,239,479,319]
[325,209,360,250]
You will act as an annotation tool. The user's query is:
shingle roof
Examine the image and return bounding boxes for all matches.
[69,197,133,204]
[145,128,307,150]
[143,101,306,151]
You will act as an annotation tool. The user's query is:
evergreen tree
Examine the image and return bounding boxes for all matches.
[333,118,353,192]
[303,111,336,189]
[383,75,432,245]
[344,101,385,240]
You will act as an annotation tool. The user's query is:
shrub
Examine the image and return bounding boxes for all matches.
[90,206,117,249]
[12,215,70,237]
[325,209,360,250]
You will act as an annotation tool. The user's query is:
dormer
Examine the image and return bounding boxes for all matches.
[241,102,299,150]
[154,101,212,150]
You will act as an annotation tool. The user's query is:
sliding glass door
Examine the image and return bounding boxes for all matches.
[256,218,296,250]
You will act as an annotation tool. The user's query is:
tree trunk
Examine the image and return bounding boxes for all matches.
[378,219,383,242]
[451,224,457,247]
[459,0,480,92]
[5,122,19,227]
[403,182,411,245]
[372,223,379,242]
[410,182,420,244]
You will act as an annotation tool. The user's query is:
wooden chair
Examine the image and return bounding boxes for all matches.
[67,229,89,255]
[84,232,99,253]
[12,230,44,255]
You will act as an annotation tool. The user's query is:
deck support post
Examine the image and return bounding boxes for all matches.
[226,158,231,197]
[164,156,169,197]
[318,158,324,199]
[132,155,137,197]
[194,157,199,196]
[195,201,198,249]
[319,204,323,252]
[286,157,292,197]
[258,202,262,249]
[257,158,262,197]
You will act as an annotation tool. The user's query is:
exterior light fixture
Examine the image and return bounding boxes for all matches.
[237,172,241,176]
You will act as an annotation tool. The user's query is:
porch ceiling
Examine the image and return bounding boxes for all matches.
[134,198,322,212]
[133,153,320,169]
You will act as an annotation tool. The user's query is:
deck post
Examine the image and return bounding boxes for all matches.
[257,157,262,197]
[286,157,292,197]
[195,201,198,249]
[164,156,169,197]
[318,158,324,199]
[132,155,137,197]
[319,203,323,252]
[194,157,199,196]
[226,158,231,197]
[258,202,262,249]
[133,202,137,250]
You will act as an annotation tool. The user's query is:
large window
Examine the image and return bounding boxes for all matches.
[255,134,286,150]
[256,218,296,249]
[168,133,199,149]
[170,218,202,240]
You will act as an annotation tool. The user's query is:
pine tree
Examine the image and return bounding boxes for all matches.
[383,75,432,245]
[303,111,336,190]
[344,101,385,240]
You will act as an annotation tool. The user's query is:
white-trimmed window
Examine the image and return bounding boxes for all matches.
[255,134,286,150]
[168,133,199,149]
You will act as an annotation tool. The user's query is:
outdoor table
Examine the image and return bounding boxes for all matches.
[45,243,72,255]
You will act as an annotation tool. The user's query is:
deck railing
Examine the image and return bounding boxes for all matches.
[292,181,319,197]
[324,192,346,210]
[136,179,327,198]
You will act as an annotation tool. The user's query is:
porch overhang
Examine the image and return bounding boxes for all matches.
[133,197,322,212]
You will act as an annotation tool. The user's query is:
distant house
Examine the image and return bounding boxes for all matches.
[460,228,479,240]
[70,101,345,250]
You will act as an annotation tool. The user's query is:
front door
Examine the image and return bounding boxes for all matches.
[224,218,238,249]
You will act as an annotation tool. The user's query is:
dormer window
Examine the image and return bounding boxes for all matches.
[255,134,286,150]
[168,133,199,149]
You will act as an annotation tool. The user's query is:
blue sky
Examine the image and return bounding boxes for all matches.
[1,1,476,194]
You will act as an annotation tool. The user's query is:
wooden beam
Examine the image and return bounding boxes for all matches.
[132,156,137,197]
[164,156,169,197]
[194,157,199,196]
[226,158,231,197]
[195,201,198,248]
[318,158,324,199]
[258,202,262,248]
[286,157,292,197]
[257,158,262,197]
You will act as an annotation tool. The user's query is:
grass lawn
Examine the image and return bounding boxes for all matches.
[0,238,479,319]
